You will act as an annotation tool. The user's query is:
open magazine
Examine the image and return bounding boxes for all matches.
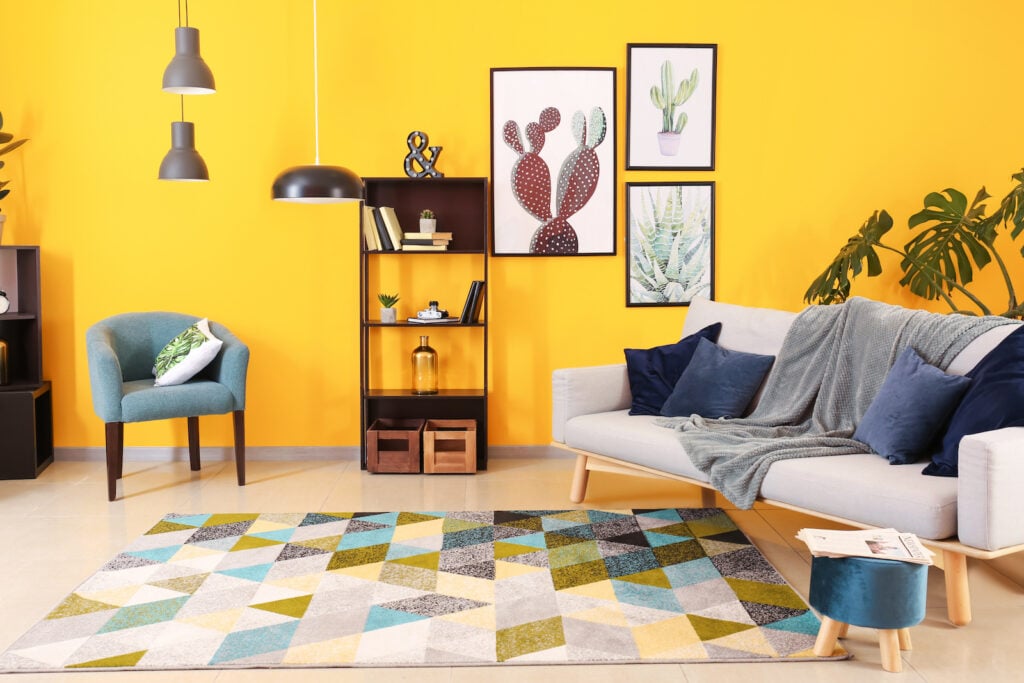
[796,528,934,565]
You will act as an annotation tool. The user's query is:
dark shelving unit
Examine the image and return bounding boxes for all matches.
[359,178,489,471]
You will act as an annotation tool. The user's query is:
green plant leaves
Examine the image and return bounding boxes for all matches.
[900,188,992,301]
[804,210,893,305]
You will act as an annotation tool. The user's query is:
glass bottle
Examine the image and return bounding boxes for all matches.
[411,335,438,395]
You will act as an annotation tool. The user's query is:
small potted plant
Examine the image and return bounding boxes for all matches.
[378,292,400,324]
[0,111,29,243]
[419,209,436,233]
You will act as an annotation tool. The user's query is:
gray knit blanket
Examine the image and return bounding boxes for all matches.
[657,297,1014,509]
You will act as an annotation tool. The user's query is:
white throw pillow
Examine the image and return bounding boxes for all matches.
[153,318,224,387]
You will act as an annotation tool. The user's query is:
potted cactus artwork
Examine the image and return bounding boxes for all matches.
[502,105,607,254]
[650,61,698,157]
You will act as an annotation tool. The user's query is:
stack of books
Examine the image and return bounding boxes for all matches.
[361,205,453,252]
[400,231,452,251]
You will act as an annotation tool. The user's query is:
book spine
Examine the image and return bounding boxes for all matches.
[372,207,394,251]
[469,280,485,323]
[379,207,404,250]
[362,205,380,251]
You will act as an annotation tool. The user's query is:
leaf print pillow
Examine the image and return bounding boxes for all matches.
[153,318,224,387]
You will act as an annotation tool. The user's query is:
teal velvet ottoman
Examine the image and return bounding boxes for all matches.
[809,555,928,673]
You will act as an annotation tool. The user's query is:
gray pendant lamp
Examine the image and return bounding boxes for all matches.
[162,0,215,95]
[272,0,362,203]
[159,97,209,181]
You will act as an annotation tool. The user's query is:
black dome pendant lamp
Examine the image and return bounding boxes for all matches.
[272,0,362,203]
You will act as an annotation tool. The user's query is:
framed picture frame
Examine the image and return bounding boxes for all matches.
[490,67,616,256]
[626,43,717,170]
[626,181,714,306]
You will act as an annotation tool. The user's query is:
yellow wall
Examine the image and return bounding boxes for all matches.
[1,0,1022,449]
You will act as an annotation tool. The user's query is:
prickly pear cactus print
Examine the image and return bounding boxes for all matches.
[503,105,606,255]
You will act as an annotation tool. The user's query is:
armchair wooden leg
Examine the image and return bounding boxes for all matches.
[233,410,246,486]
[187,416,201,471]
[105,422,124,502]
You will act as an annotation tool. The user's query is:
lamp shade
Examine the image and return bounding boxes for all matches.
[271,164,363,203]
[162,27,215,94]
[159,121,209,181]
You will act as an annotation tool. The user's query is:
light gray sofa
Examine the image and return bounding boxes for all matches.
[552,296,1024,626]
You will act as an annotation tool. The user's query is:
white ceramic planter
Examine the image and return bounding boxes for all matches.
[419,218,437,233]
[657,132,681,156]
[380,307,397,324]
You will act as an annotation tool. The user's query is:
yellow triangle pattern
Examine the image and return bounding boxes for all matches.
[282,633,361,664]
[560,579,618,602]
[634,615,701,657]
[495,559,545,580]
[389,551,440,571]
[180,608,244,633]
[68,650,147,668]
[46,593,119,619]
[149,572,209,595]
[231,535,285,552]
[294,535,341,552]
[392,519,444,542]
[203,513,260,527]
[251,594,313,619]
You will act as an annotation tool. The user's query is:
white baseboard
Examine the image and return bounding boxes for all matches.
[53,444,570,463]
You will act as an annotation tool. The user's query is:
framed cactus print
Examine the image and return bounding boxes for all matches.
[490,67,616,256]
[626,44,717,170]
[626,181,714,306]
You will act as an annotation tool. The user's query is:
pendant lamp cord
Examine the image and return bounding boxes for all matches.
[179,95,185,122]
[312,0,321,165]
[177,0,190,28]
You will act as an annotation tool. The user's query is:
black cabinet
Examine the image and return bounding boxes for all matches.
[359,178,489,471]
[0,246,53,478]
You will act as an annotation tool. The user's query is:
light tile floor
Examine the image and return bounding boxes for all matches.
[1,449,1022,682]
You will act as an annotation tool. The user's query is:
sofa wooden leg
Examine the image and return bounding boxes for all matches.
[187,416,201,471]
[105,422,124,502]
[570,454,590,503]
[700,487,717,507]
[943,549,972,626]
[233,410,246,486]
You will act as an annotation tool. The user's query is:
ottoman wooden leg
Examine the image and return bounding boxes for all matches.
[813,616,846,657]
[898,628,912,651]
[838,622,849,638]
[879,629,902,673]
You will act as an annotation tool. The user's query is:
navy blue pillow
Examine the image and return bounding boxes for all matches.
[660,337,775,419]
[925,325,1024,476]
[853,347,971,465]
[624,323,722,416]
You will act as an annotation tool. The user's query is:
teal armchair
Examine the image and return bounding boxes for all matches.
[86,312,249,501]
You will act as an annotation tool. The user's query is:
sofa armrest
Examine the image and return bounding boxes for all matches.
[957,426,1024,551]
[552,364,631,443]
[85,325,125,423]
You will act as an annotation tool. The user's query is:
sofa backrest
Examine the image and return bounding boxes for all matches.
[682,297,798,357]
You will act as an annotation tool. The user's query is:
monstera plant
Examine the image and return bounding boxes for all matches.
[805,168,1024,319]
[630,185,711,304]
[0,111,29,212]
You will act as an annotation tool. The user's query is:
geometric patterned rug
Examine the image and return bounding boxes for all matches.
[0,509,847,671]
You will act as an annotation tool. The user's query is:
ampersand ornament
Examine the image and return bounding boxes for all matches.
[404,131,445,178]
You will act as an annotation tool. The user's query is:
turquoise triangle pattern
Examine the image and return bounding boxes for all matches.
[210,621,300,664]
[98,596,190,633]
[337,527,396,551]
[217,563,274,583]
[364,605,430,632]
[126,545,181,563]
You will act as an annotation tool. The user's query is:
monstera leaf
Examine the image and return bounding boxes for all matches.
[897,188,994,307]
[986,169,1024,255]
[804,210,893,305]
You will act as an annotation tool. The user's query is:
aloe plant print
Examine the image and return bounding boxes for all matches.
[503,105,607,254]
[154,324,207,378]
[628,183,713,305]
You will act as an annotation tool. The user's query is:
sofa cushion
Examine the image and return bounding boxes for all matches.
[853,347,971,465]
[681,297,797,357]
[760,454,958,540]
[926,325,1024,477]
[660,338,775,419]
[624,323,722,416]
[563,411,709,483]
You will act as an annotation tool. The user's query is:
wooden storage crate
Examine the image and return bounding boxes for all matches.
[366,418,424,473]
[423,419,477,474]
